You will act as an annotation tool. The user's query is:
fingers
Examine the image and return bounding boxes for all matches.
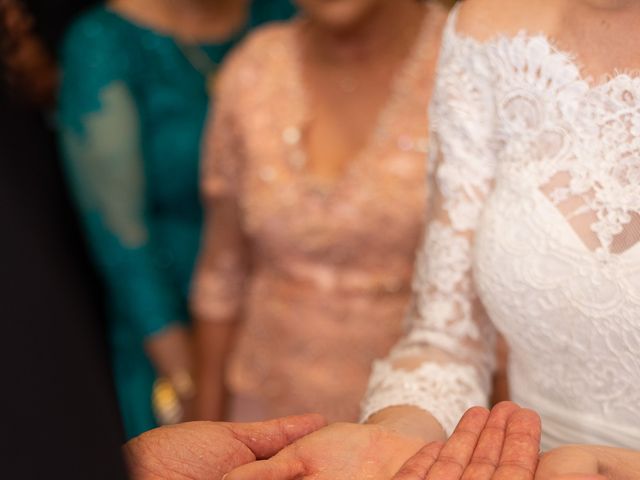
[460,401,521,480]
[392,403,540,480]
[226,413,327,459]
[493,408,541,480]
[222,414,326,480]
[392,442,445,480]
[425,406,490,480]
[223,455,306,480]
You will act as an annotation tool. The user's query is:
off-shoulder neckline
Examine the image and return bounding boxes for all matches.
[444,3,640,91]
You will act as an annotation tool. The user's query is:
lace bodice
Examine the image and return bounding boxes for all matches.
[362,7,640,449]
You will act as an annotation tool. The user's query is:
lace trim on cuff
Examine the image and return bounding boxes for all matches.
[360,360,488,435]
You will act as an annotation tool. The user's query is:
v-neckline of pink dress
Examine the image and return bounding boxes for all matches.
[278,12,434,199]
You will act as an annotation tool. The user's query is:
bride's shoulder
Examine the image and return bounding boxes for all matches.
[453,0,552,42]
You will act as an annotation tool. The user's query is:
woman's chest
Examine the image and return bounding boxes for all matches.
[474,182,640,345]
[246,153,427,256]
[488,41,640,259]
[238,113,429,258]
[234,65,430,239]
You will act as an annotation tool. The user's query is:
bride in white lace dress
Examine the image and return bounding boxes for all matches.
[361,0,640,451]
[225,1,640,479]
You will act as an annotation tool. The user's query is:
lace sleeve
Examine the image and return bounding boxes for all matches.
[361,19,498,435]
[190,55,249,323]
[200,55,247,199]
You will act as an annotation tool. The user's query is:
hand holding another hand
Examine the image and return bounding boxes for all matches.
[123,414,327,480]
[224,401,542,480]
[124,403,634,480]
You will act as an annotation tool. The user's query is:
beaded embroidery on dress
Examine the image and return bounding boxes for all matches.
[362,5,640,450]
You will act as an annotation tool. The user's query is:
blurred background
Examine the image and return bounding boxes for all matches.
[3,1,507,478]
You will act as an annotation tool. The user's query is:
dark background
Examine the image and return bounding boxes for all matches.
[1,1,128,477]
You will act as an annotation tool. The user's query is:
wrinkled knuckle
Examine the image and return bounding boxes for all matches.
[481,425,504,435]
[435,455,466,473]
[498,460,536,477]
[418,450,439,463]
[506,430,538,443]
[469,455,498,468]
[450,429,482,445]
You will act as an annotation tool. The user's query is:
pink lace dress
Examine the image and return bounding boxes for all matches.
[192,11,444,422]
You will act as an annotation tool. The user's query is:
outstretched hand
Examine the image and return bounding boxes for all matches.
[393,402,542,480]
[123,414,327,480]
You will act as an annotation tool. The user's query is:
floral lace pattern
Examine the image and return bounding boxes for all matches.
[362,6,640,449]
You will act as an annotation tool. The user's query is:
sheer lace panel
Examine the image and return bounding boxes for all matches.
[534,79,640,256]
[541,172,640,255]
[62,82,147,248]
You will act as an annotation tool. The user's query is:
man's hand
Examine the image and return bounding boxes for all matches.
[123,414,327,480]
[393,402,542,480]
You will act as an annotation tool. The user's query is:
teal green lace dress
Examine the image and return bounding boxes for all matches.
[58,1,296,438]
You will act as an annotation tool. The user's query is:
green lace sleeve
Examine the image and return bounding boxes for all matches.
[58,12,183,339]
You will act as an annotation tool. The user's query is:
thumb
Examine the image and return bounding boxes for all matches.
[225,413,327,459]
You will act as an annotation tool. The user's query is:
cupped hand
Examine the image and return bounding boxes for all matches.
[223,421,427,480]
[123,413,327,480]
[393,401,542,480]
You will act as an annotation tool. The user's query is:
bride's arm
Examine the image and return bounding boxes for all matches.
[361,11,500,439]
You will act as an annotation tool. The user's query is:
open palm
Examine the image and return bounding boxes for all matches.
[393,402,542,480]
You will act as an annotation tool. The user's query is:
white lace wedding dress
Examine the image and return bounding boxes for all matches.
[362,6,640,450]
